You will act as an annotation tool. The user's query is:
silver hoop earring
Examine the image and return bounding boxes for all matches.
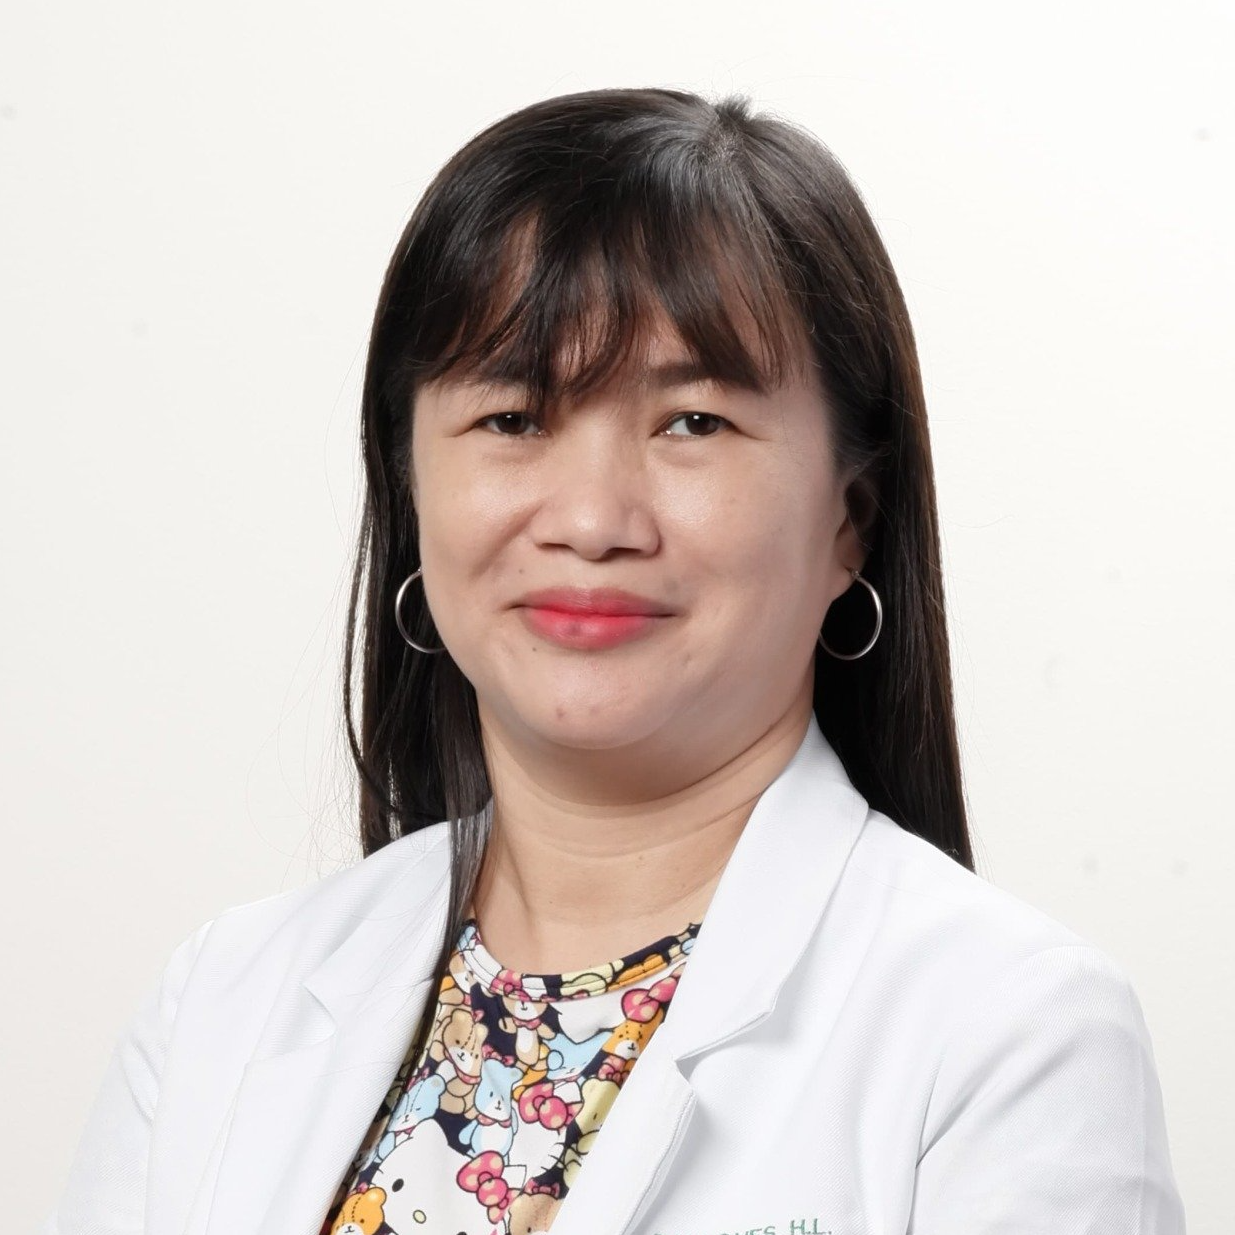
[818,568,882,661]
[395,569,446,654]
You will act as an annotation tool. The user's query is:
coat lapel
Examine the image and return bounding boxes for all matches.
[199,832,455,1235]
[549,712,871,1235]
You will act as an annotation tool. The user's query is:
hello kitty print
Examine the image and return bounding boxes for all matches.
[320,915,699,1235]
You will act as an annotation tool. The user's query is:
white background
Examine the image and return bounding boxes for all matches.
[2,0,1230,1227]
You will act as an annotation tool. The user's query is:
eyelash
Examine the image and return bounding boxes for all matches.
[474,411,732,439]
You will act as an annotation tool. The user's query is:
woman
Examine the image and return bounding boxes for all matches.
[45,88,1185,1235]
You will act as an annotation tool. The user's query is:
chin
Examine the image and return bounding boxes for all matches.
[513,692,677,753]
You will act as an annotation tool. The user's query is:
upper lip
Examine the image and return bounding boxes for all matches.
[515,587,674,616]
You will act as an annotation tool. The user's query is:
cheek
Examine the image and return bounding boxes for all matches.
[704,478,817,573]
[704,479,833,622]
[413,464,508,569]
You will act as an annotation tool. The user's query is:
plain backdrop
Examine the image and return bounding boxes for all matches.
[2,0,1230,1227]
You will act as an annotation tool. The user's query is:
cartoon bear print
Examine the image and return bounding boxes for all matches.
[541,1024,611,1082]
[329,1184,387,1235]
[372,1071,448,1166]
[460,1056,523,1157]
[431,1007,488,1117]
[498,991,555,1069]
[510,1035,551,1099]
[505,1188,563,1235]
[595,983,668,1082]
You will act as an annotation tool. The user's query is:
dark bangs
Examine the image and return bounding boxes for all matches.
[381,94,817,420]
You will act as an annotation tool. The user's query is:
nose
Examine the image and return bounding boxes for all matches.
[526,426,660,560]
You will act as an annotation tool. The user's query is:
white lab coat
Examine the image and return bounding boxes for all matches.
[44,714,1187,1235]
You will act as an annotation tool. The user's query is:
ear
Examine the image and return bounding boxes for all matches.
[844,471,884,565]
[840,470,880,569]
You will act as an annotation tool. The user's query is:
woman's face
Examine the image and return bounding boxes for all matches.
[409,313,865,768]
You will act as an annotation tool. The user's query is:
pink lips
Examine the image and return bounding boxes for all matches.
[514,587,674,649]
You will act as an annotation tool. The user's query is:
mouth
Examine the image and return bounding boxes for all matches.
[513,586,674,618]
[516,605,672,650]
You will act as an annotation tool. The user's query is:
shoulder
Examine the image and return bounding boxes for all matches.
[837,810,1176,1175]
[847,805,1103,952]
[836,807,1141,1038]
[177,821,453,984]
[212,819,451,932]
[843,812,1187,1229]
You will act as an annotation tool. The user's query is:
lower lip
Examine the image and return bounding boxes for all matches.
[518,606,669,649]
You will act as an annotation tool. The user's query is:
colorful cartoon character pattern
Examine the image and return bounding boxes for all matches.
[319,915,700,1235]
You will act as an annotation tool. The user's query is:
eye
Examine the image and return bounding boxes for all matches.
[662,412,730,438]
[475,412,540,437]
[474,410,731,438]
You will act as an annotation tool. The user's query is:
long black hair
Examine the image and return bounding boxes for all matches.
[343,87,972,1033]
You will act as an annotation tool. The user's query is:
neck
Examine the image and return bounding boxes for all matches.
[468,687,814,975]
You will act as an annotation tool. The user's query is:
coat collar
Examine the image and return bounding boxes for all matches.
[197,712,870,1235]
[658,710,871,1062]
[195,832,455,1235]
[548,712,871,1235]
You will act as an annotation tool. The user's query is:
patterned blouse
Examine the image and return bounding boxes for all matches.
[320,914,700,1235]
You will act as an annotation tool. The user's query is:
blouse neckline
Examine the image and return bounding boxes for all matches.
[458,914,701,999]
